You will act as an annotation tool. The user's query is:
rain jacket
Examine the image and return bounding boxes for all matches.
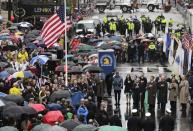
[9,86,22,96]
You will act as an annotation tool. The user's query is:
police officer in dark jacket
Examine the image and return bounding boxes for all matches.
[141,112,155,131]
[109,108,122,127]
[159,109,175,131]
[127,109,142,131]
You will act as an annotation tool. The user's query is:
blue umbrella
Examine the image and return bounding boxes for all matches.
[30,55,49,65]
[26,43,37,49]
[0,71,10,80]
[24,71,33,78]
[0,92,7,97]
[47,103,62,111]
[0,35,10,40]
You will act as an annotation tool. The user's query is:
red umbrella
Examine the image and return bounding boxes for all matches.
[30,104,46,112]
[43,111,64,125]
[55,65,69,72]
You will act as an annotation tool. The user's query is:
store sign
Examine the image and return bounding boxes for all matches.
[34,7,52,13]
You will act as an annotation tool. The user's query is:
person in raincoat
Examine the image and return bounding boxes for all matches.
[17,48,28,63]
[169,78,178,115]
[9,83,22,96]
[77,99,89,124]
[179,75,190,115]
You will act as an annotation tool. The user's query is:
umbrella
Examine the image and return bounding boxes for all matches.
[42,125,67,131]
[0,99,5,107]
[111,41,121,45]
[112,45,121,50]
[18,22,33,28]
[99,44,112,50]
[22,106,37,116]
[55,65,69,72]
[0,92,7,97]
[43,111,64,125]
[26,43,37,49]
[77,60,88,66]
[0,71,10,80]
[2,106,24,119]
[47,103,62,111]
[64,54,74,59]
[78,45,95,52]
[141,39,153,42]
[9,26,18,30]
[72,124,97,131]
[82,65,103,73]
[28,30,40,36]
[50,89,71,102]
[0,62,9,68]
[109,35,122,41]
[89,54,98,58]
[0,126,18,131]
[98,126,127,131]
[2,45,18,51]
[0,35,11,40]
[24,71,34,78]
[4,95,24,105]
[69,66,82,74]
[5,68,16,74]
[60,120,80,131]
[30,55,49,65]
[30,104,46,112]
[1,99,17,106]
[31,124,51,131]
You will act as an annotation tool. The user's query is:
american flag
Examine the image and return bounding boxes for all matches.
[182,33,192,50]
[41,6,72,48]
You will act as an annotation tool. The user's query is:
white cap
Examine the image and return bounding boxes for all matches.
[132,109,138,114]
[166,108,171,114]
[145,112,151,117]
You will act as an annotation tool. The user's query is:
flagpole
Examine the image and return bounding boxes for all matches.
[64,0,68,87]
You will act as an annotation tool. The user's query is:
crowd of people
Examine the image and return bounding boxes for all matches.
[0,10,192,131]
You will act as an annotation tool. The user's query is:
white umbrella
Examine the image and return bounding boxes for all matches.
[0,99,5,107]
[89,54,98,58]
[18,22,33,28]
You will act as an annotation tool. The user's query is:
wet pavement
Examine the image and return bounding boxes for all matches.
[113,62,193,131]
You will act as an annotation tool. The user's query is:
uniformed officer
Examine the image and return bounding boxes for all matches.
[127,109,142,131]
[127,20,134,37]
[109,19,117,35]
[159,109,175,131]
[148,41,156,62]
[161,18,167,32]
[141,112,155,131]
[140,15,147,32]
[168,18,174,27]
[109,108,122,127]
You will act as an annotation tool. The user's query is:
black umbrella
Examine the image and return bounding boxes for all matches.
[60,120,80,131]
[69,66,83,74]
[0,126,18,131]
[2,106,24,119]
[99,44,112,50]
[0,62,9,68]
[77,60,88,66]
[22,106,37,116]
[82,65,103,73]
[0,99,17,107]
[4,95,24,105]
[2,45,18,51]
[49,89,71,102]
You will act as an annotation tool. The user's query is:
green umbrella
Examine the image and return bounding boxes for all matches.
[0,126,18,131]
[99,126,127,131]
[78,45,95,52]
[72,124,97,131]
[31,124,51,131]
